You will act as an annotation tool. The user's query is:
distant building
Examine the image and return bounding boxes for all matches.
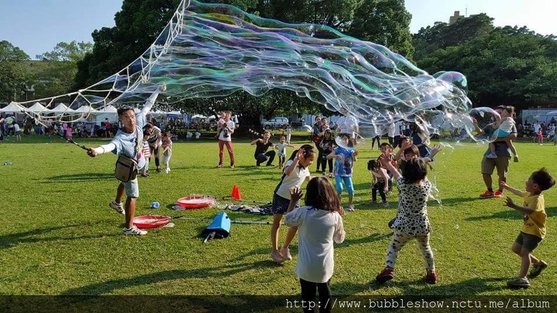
[449,11,465,25]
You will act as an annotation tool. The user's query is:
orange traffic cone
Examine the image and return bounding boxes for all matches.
[231,184,242,200]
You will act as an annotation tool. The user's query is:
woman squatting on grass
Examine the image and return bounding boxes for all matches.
[87,85,166,236]
[285,177,345,313]
[270,145,315,264]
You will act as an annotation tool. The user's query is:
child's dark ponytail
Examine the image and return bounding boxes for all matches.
[289,144,315,161]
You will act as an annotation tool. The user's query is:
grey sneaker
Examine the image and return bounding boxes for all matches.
[123,226,147,236]
[109,201,125,215]
[528,260,548,278]
[507,277,529,289]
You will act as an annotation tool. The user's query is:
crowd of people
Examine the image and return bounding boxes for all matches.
[3,96,555,304]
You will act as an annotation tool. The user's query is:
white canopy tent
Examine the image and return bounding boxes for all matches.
[167,110,183,116]
[96,105,117,113]
[74,105,98,113]
[0,102,27,113]
[27,102,50,113]
[149,109,167,117]
[50,103,75,114]
[94,105,118,125]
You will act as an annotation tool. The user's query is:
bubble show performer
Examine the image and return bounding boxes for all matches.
[87,85,166,236]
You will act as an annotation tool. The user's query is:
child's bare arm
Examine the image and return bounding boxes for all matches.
[499,181,523,196]
[370,171,377,184]
[379,156,401,179]
[326,151,338,160]
[429,144,442,159]
[379,168,389,192]
[394,140,412,161]
[503,197,535,214]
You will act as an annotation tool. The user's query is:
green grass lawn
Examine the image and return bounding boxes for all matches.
[1,135,556,305]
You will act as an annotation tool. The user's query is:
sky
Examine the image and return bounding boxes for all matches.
[0,0,555,59]
[406,0,557,35]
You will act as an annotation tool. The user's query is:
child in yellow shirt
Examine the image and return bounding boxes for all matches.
[500,168,555,289]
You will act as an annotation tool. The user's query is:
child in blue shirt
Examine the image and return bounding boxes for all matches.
[327,133,356,211]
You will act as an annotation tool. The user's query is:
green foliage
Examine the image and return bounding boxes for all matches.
[37,41,93,62]
[412,14,494,61]
[347,0,414,58]
[413,15,557,108]
[0,137,556,301]
[0,41,30,102]
[255,0,359,30]
[73,0,413,122]
[74,0,180,88]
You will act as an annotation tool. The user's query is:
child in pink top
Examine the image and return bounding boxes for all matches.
[161,131,173,173]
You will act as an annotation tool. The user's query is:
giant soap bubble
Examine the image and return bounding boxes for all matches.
[16,0,479,140]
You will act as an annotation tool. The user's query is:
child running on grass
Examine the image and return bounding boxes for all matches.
[275,135,294,169]
[270,144,315,264]
[368,159,389,207]
[285,177,345,312]
[375,157,438,284]
[500,168,555,289]
[141,130,151,177]
[327,133,356,211]
[161,131,173,173]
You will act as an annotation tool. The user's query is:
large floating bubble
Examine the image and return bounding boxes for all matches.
[466,107,504,143]
[16,0,475,138]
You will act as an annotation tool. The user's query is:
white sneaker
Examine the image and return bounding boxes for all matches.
[109,201,125,215]
[280,246,292,261]
[123,226,147,236]
[485,151,497,159]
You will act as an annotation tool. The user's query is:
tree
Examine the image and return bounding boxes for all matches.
[254,0,359,31]
[75,0,258,88]
[37,41,93,62]
[0,41,30,102]
[73,0,415,130]
[412,15,557,109]
[347,0,413,58]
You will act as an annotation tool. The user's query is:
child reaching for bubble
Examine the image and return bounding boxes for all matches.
[270,145,315,264]
[500,168,555,289]
[327,133,356,211]
[486,105,519,162]
[375,157,438,284]
[161,131,173,173]
[141,130,151,177]
[368,159,389,207]
[275,135,294,169]
[284,177,345,312]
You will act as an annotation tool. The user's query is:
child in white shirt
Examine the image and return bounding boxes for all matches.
[285,177,345,312]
